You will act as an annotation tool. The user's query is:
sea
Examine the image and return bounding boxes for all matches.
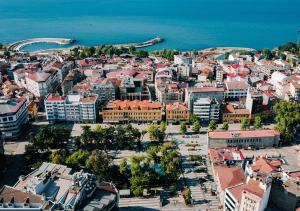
[0,0,299,52]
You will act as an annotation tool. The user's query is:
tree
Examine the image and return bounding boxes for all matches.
[86,150,112,180]
[189,114,200,124]
[209,120,217,131]
[66,150,89,168]
[192,120,201,133]
[119,158,128,175]
[241,117,251,130]
[148,124,159,140]
[160,121,167,133]
[160,149,181,183]
[81,125,94,148]
[50,151,65,164]
[274,101,300,143]
[222,122,229,130]
[254,116,262,129]
[180,122,187,134]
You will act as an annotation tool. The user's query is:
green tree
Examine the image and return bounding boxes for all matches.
[222,122,229,130]
[189,114,200,124]
[66,150,89,168]
[119,158,128,175]
[81,125,94,147]
[86,150,112,180]
[160,121,167,133]
[182,187,192,205]
[192,120,201,133]
[254,116,262,129]
[180,122,187,134]
[241,117,251,130]
[274,101,300,143]
[50,151,65,164]
[209,120,217,131]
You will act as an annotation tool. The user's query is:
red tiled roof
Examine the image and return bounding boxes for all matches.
[79,95,97,103]
[27,72,51,82]
[187,86,225,93]
[251,157,279,174]
[166,102,188,111]
[244,179,264,198]
[107,100,162,110]
[0,186,44,204]
[208,129,280,139]
[214,166,246,190]
[46,94,66,101]
[225,81,248,90]
[227,183,245,202]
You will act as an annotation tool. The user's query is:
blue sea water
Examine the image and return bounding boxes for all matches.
[0,0,299,51]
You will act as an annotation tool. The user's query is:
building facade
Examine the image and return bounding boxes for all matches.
[185,86,225,112]
[225,81,248,99]
[166,102,189,123]
[193,98,220,123]
[208,130,280,149]
[45,94,98,123]
[102,100,163,123]
[0,97,28,140]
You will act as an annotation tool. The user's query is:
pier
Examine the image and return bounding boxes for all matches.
[7,38,75,52]
[112,37,164,48]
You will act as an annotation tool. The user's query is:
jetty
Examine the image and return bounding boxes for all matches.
[7,38,75,52]
[112,37,164,48]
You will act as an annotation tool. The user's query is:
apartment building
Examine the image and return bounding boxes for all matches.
[166,102,189,123]
[223,103,251,122]
[0,97,28,140]
[14,69,59,97]
[72,78,115,102]
[207,129,280,149]
[185,86,225,112]
[193,97,220,123]
[0,162,119,210]
[225,81,248,99]
[102,100,162,123]
[45,94,98,123]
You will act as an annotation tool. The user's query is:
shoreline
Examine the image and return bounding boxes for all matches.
[7,37,164,54]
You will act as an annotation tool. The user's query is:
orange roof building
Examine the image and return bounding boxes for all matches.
[102,100,163,123]
[166,102,189,123]
[208,129,280,149]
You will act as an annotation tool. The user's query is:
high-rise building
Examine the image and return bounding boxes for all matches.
[193,97,220,123]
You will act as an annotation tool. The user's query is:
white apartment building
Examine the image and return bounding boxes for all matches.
[14,69,59,97]
[225,81,248,99]
[224,178,271,211]
[193,97,220,123]
[174,54,193,65]
[45,94,98,123]
[0,97,28,140]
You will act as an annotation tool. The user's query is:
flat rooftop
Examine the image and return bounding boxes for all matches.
[0,97,26,115]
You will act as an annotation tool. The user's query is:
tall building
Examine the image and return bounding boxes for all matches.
[102,100,162,123]
[193,97,220,123]
[45,94,98,123]
[185,86,224,112]
[245,89,263,115]
[0,97,28,140]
